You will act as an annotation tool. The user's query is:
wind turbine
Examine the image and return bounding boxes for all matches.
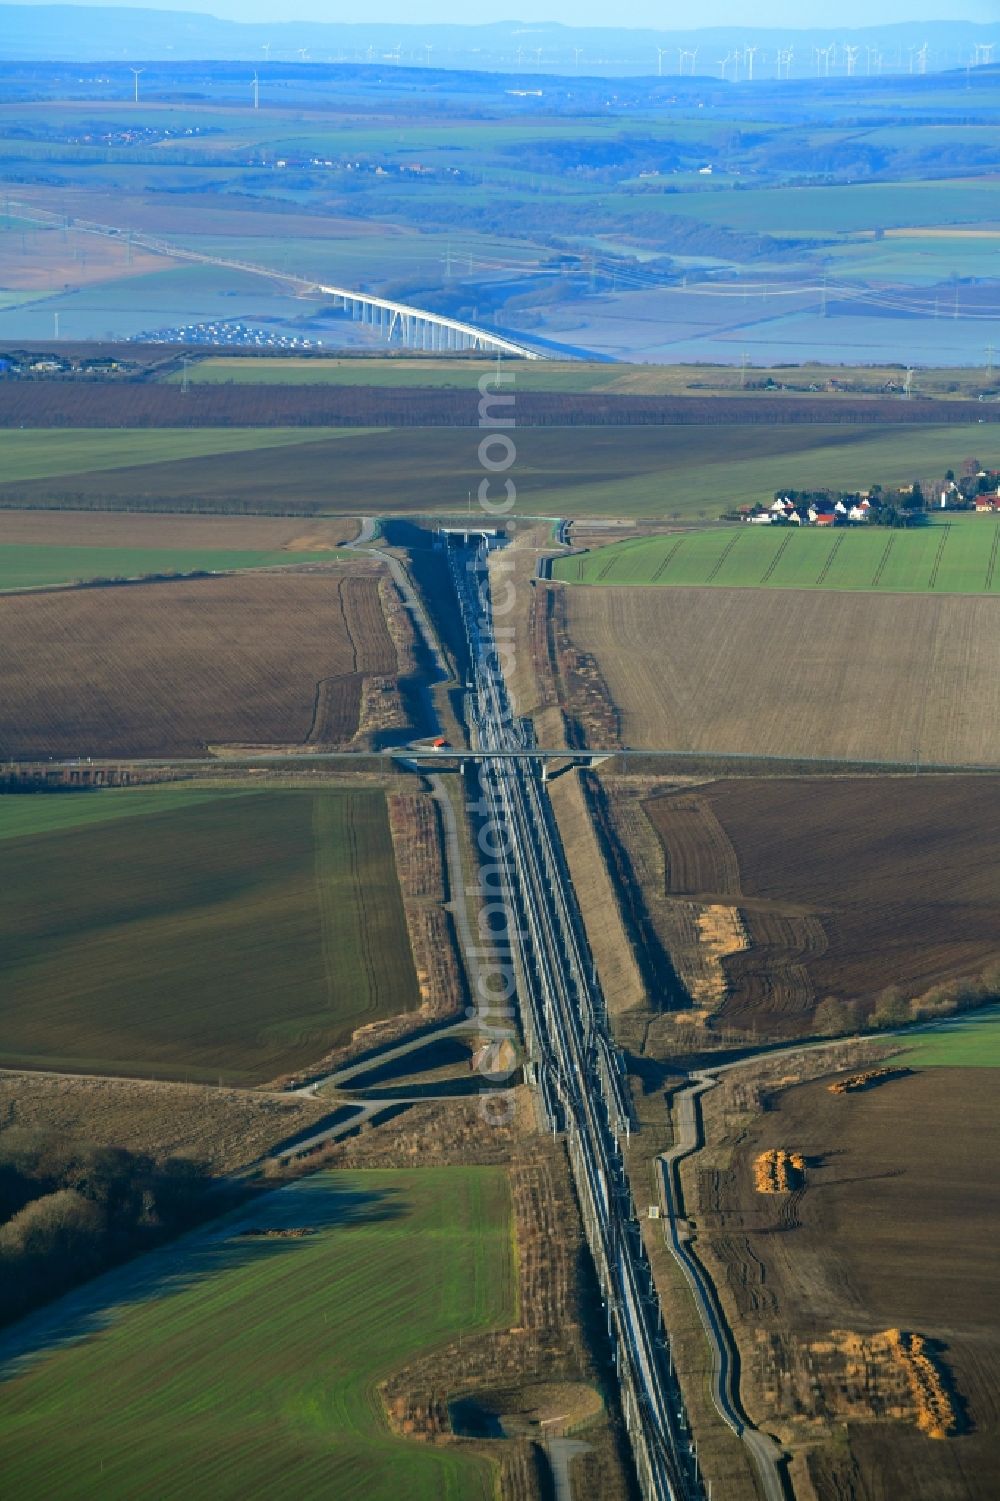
[424,43,433,66]
[844,44,859,76]
[297,47,310,62]
[744,45,757,81]
[261,42,271,62]
[252,70,259,110]
[656,46,667,76]
[129,67,144,104]
[689,47,699,76]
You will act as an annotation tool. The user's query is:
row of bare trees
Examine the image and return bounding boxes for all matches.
[0,1129,211,1325]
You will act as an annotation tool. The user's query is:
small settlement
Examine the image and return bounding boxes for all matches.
[733,467,1000,526]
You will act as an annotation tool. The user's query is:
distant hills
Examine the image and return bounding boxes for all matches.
[1,6,999,77]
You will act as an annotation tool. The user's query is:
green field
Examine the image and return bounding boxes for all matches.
[166,356,997,399]
[0,1167,514,1501]
[826,232,1000,285]
[0,542,340,589]
[3,422,994,520]
[901,1007,1000,1068]
[659,178,1000,235]
[166,355,604,391]
[0,789,418,1083]
[554,517,1000,594]
[166,356,630,392]
[0,428,372,484]
[0,785,249,843]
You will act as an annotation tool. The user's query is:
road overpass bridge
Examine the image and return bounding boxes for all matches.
[395,748,615,778]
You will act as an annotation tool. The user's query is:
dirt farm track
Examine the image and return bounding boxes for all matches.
[694,1066,1000,1501]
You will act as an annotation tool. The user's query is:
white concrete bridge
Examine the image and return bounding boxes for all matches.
[314,283,542,357]
[8,200,545,361]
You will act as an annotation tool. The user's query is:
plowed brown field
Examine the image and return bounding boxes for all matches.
[558,586,1000,766]
[0,571,401,758]
[695,1067,1000,1501]
[644,776,1000,1034]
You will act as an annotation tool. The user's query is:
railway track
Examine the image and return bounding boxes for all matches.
[448,535,703,1501]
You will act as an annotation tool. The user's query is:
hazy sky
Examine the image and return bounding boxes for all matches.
[10,0,998,24]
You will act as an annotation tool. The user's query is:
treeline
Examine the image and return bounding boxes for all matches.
[814,961,1000,1038]
[0,384,993,430]
[0,1129,215,1327]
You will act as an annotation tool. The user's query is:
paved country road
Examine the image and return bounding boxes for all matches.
[659,1072,788,1501]
[653,1021,945,1501]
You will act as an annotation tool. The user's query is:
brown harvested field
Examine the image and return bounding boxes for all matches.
[0,510,358,549]
[0,1071,331,1174]
[0,570,404,758]
[0,219,174,290]
[556,585,1000,766]
[690,1065,1000,1500]
[641,775,1000,1036]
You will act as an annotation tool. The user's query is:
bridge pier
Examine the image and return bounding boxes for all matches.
[314,282,541,359]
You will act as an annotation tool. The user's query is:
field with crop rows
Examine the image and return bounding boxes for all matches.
[642,776,1000,1035]
[557,584,1000,764]
[554,517,1000,594]
[0,1168,513,1500]
[0,788,418,1082]
[0,571,399,757]
[0,423,992,519]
